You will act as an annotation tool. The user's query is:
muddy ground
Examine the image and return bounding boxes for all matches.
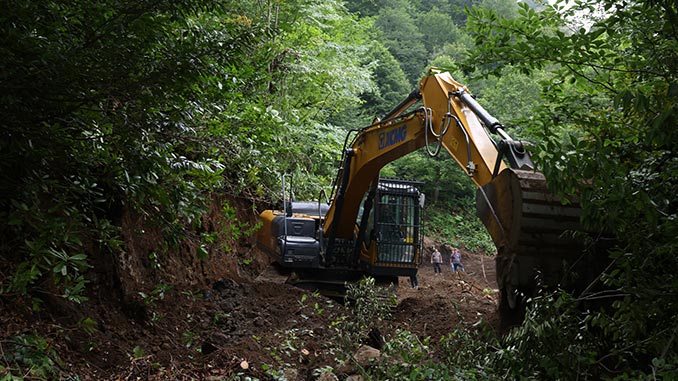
[1,241,499,380]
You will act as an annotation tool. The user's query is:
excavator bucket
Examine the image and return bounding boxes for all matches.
[476,168,597,308]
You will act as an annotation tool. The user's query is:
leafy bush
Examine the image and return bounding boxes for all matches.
[1,333,62,379]
[0,1,262,301]
[464,0,678,377]
[424,204,495,254]
[342,277,397,350]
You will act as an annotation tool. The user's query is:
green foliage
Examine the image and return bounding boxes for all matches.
[342,277,397,350]
[2,333,62,379]
[359,327,498,380]
[492,291,602,379]
[374,4,428,85]
[199,200,260,258]
[274,0,376,118]
[78,317,98,335]
[469,68,549,140]
[258,326,319,380]
[347,277,397,322]
[132,345,146,359]
[232,0,381,200]
[359,42,412,118]
[0,1,261,300]
[365,330,437,380]
[333,321,500,380]
[0,0,380,302]
[138,283,171,307]
[417,7,463,60]
[382,150,476,204]
[7,1,676,377]
[254,292,342,380]
[298,291,332,318]
[439,327,495,373]
[424,202,495,254]
[464,0,678,377]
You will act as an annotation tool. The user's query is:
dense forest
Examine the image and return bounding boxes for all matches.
[1,0,676,379]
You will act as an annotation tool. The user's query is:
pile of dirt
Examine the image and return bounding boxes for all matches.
[1,243,500,380]
[1,192,500,381]
[394,248,499,343]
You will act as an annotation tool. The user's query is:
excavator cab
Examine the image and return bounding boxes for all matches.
[257,175,424,293]
[357,178,424,275]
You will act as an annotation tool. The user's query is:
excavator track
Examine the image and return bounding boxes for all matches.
[287,270,398,300]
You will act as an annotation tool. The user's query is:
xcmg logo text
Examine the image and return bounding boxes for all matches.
[378,125,407,150]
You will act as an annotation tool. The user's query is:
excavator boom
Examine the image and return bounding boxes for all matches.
[258,69,597,309]
[324,72,518,238]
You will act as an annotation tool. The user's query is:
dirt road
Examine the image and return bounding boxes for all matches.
[394,249,499,343]
[1,246,499,380]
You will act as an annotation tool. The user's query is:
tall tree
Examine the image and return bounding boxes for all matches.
[359,42,412,119]
[417,7,462,60]
[374,4,428,85]
[465,0,678,376]
[252,0,380,196]
[0,1,263,300]
[0,0,379,301]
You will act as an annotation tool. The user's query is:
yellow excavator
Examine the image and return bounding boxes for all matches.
[257,69,595,308]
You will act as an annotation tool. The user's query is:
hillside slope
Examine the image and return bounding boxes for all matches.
[1,199,500,380]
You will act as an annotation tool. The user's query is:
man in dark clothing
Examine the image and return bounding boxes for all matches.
[450,248,464,272]
[431,247,443,274]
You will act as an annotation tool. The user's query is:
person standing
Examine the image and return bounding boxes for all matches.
[431,247,443,274]
[450,248,464,272]
[409,272,419,289]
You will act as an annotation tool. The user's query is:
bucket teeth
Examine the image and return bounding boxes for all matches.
[477,168,587,291]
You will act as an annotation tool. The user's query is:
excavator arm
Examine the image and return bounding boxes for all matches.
[322,70,590,308]
[323,70,530,242]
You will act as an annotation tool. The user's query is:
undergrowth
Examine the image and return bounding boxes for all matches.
[424,204,495,254]
[248,277,678,381]
[0,332,63,380]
